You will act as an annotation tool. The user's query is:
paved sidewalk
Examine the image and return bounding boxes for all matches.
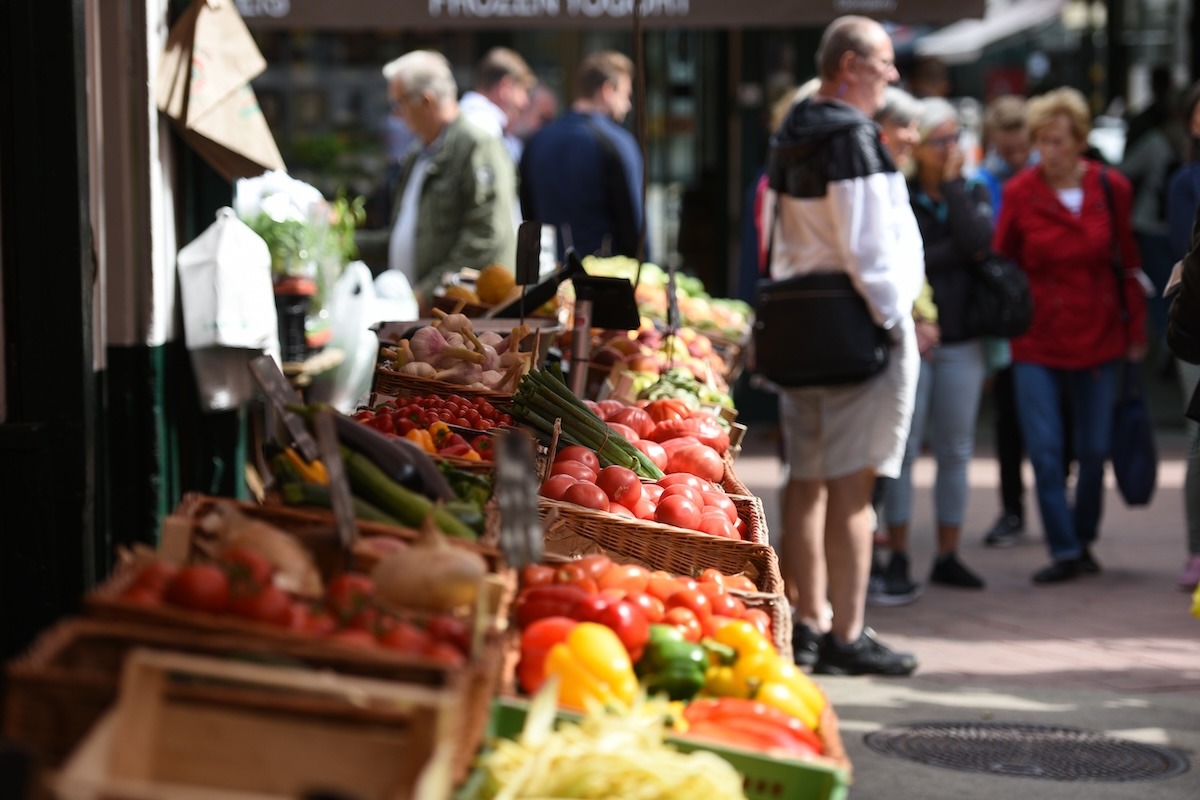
[735,424,1200,799]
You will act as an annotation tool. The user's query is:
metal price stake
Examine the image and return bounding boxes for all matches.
[494,428,543,569]
[249,354,319,461]
[313,409,358,560]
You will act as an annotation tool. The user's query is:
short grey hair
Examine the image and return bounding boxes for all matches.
[875,87,922,127]
[917,96,959,142]
[382,50,457,104]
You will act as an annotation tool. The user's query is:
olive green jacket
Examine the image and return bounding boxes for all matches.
[390,115,516,295]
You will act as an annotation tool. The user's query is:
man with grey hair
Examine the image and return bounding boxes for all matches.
[764,15,923,675]
[383,50,516,301]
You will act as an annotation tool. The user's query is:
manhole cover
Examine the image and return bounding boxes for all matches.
[864,722,1189,782]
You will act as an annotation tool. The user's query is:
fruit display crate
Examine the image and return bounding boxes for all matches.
[479,696,850,800]
[52,647,465,800]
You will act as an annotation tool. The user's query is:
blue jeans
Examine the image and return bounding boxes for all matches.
[1013,361,1120,561]
[885,341,986,528]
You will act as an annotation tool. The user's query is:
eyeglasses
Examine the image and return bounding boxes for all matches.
[390,90,425,113]
[856,52,896,73]
[924,132,961,149]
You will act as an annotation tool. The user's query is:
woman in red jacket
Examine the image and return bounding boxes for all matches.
[993,87,1148,583]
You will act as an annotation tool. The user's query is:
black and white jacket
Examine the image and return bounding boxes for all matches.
[763,98,925,333]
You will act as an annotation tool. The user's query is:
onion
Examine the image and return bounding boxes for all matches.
[371,512,487,613]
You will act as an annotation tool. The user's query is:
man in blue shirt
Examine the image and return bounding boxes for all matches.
[519,51,644,261]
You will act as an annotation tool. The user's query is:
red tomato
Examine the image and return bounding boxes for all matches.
[697,568,726,586]
[379,621,434,655]
[633,439,669,471]
[667,588,713,623]
[329,629,379,649]
[325,573,375,627]
[520,564,557,589]
[626,591,666,624]
[655,495,702,530]
[608,406,655,438]
[697,513,738,539]
[598,564,650,594]
[121,586,164,606]
[299,608,338,636]
[164,565,230,613]
[220,547,275,589]
[667,445,725,483]
[663,606,703,642]
[659,435,702,455]
[631,496,657,520]
[539,474,579,500]
[724,574,758,593]
[608,503,636,518]
[741,608,773,639]
[657,472,708,491]
[706,589,744,619]
[553,564,600,594]
[661,483,705,507]
[129,561,178,595]
[228,584,292,626]
[427,614,470,652]
[646,572,684,602]
[563,482,610,512]
[595,399,626,420]
[575,554,614,580]
[596,465,642,509]
[643,483,665,503]
[735,517,750,540]
[701,491,738,524]
[555,445,600,472]
[606,422,640,443]
[551,460,598,483]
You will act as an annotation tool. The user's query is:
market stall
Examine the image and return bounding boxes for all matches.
[3,263,851,799]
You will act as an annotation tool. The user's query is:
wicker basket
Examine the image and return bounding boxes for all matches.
[371,367,515,405]
[540,498,784,597]
[721,453,751,496]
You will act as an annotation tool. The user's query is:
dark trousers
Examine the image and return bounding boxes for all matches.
[993,363,1074,523]
[993,366,1025,520]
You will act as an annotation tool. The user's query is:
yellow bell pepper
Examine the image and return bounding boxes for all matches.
[283,447,328,485]
[405,428,436,453]
[703,664,748,699]
[543,622,638,711]
[714,619,826,732]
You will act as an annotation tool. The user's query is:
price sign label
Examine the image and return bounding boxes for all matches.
[249,355,319,461]
[494,429,542,568]
[313,409,358,554]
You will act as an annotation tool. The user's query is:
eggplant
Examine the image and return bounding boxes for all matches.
[330,413,456,502]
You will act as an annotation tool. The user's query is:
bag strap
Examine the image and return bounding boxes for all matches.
[764,189,781,278]
[1099,167,1131,326]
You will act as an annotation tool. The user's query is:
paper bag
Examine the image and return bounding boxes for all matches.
[156,0,284,182]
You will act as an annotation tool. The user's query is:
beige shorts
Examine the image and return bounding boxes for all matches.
[778,321,919,480]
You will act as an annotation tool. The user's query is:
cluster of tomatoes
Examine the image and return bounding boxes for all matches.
[540,445,748,540]
[514,555,770,657]
[352,394,514,435]
[119,552,469,666]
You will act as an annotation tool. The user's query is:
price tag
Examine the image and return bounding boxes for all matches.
[249,355,319,462]
[313,409,358,555]
[494,429,542,568]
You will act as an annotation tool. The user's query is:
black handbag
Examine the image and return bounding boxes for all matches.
[753,271,891,388]
[969,253,1033,338]
[1101,168,1158,506]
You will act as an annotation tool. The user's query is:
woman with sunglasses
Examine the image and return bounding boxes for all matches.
[877,98,994,602]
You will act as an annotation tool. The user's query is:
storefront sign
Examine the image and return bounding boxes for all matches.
[236,0,982,29]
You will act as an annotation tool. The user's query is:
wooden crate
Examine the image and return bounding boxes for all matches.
[53,648,462,800]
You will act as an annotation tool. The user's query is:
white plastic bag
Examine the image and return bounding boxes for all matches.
[177,207,279,411]
[304,263,389,412]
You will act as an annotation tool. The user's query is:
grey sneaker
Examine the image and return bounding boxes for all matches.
[867,551,923,607]
[983,513,1024,547]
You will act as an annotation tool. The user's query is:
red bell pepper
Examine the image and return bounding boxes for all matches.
[570,595,651,663]
[513,584,590,628]
[516,615,577,694]
[683,697,824,756]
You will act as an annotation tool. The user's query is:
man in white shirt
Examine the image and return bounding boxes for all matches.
[459,48,535,166]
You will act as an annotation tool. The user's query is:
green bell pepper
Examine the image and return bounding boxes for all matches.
[636,624,708,701]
